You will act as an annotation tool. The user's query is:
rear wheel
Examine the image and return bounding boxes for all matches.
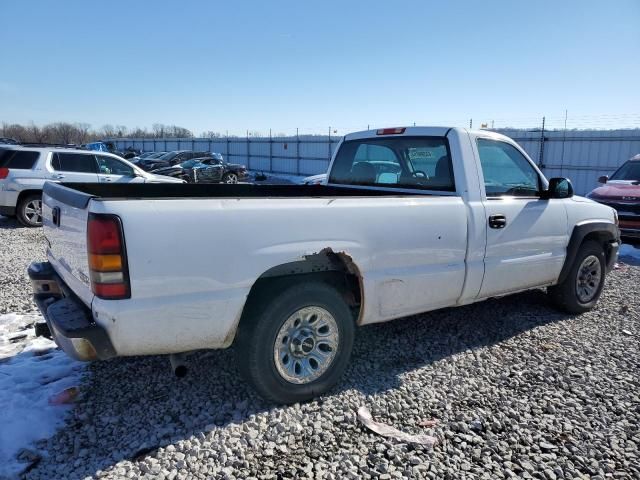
[548,240,606,313]
[17,194,43,227]
[235,282,355,404]
[223,172,238,184]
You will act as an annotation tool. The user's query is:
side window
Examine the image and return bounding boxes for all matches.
[477,139,540,197]
[96,155,134,176]
[0,150,39,169]
[52,153,98,173]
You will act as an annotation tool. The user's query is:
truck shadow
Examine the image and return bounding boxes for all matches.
[0,215,21,229]
[26,289,571,479]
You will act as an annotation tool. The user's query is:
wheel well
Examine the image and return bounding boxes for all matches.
[558,223,619,284]
[238,249,364,338]
[582,231,615,265]
[16,189,42,208]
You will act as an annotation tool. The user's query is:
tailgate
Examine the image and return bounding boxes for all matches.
[42,182,95,307]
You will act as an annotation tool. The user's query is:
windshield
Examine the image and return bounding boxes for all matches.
[610,161,640,181]
[180,159,198,168]
[158,151,179,161]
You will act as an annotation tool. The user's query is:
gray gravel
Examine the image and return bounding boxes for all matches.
[1,216,638,479]
[0,217,46,314]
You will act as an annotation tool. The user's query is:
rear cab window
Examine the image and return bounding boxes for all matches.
[0,149,40,169]
[329,136,455,192]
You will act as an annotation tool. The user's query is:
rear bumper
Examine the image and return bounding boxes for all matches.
[28,261,116,361]
[0,188,19,214]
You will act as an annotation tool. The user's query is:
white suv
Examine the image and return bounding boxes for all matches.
[0,145,184,227]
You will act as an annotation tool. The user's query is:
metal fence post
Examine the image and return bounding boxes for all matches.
[246,130,250,170]
[269,128,273,172]
[538,116,546,168]
[296,128,300,175]
[328,127,332,170]
[226,131,230,162]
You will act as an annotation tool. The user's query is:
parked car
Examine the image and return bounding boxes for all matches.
[301,173,327,185]
[0,144,184,227]
[587,154,640,243]
[138,150,213,171]
[211,154,247,184]
[130,152,167,166]
[151,157,224,183]
[0,137,19,145]
[30,126,619,404]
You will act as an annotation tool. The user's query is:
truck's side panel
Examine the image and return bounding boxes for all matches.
[89,195,467,355]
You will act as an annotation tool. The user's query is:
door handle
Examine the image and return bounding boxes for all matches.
[52,174,65,179]
[489,214,507,229]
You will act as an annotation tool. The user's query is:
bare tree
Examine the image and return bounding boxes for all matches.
[75,123,91,144]
[49,122,76,144]
[27,123,50,143]
[201,130,221,138]
[100,124,116,138]
[1,123,28,141]
[115,125,128,137]
[152,123,165,138]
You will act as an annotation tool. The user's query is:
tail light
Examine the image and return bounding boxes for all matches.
[87,214,131,299]
[376,127,406,135]
[0,168,9,179]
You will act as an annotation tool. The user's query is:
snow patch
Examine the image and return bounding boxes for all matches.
[620,243,640,262]
[0,313,85,478]
[247,170,308,185]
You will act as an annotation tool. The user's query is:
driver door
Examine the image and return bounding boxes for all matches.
[475,138,568,298]
[96,155,145,183]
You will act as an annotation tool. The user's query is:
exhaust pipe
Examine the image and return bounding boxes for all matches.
[169,353,188,378]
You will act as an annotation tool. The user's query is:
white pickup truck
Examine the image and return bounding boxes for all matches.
[30,127,620,403]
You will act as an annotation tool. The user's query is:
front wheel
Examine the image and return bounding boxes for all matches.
[235,282,355,404]
[17,194,43,227]
[548,240,606,314]
[222,172,238,184]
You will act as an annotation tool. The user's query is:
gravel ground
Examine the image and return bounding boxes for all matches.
[1,216,639,479]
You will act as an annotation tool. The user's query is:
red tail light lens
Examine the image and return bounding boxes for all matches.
[0,168,9,179]
[87,214,130,299]
[376,127,406,135]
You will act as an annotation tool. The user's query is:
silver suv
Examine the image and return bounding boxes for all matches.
[0,145,184,227]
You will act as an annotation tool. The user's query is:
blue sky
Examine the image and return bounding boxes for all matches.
[1,0,639,135]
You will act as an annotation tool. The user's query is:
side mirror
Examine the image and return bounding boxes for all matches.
[598,175,608,184]
[544,177,574,199]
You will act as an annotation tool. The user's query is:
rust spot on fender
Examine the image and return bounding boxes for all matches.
[303,248,365,326]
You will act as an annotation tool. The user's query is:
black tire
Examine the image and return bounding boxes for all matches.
[17,193,43,227]
[222,172,238,184]
[235,282,355,404]
[548,240,606,314]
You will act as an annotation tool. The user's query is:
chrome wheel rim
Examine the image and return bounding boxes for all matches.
[224,173,238,184]
[576,254,601,303]
[24,199,42,225]
[274,306,339,384]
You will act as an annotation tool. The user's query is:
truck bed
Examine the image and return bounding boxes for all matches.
[44,182,435,208]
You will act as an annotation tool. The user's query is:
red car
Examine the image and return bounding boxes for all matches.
[588,154,640,244]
